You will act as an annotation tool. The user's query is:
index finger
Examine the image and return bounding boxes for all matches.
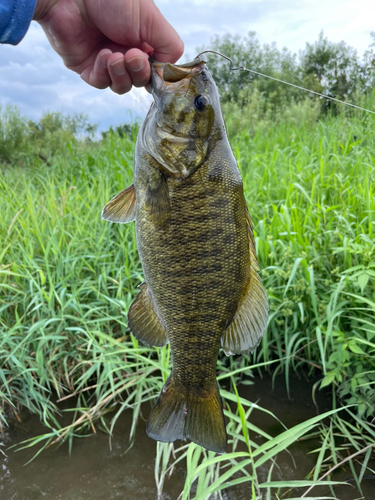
[142,4,184,63]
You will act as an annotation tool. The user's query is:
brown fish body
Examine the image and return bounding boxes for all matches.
[135,139,249,384]
[102,58,268,453]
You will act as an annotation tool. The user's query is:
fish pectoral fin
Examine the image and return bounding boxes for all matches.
[102,184,136,223]
[145,173,170,226]
[221,208,269,355]
[127,282,168,347]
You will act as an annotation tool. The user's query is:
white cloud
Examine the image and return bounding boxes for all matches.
[0,22,152,129]
[0,0,373,129]
[252,0,374,54]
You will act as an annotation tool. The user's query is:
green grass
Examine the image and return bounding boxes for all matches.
[1,104,374,498]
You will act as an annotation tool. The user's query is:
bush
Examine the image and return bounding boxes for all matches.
[0,103,30,162]
[0,106,98,166]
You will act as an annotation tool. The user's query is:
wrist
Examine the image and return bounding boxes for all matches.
[33,0,59,21]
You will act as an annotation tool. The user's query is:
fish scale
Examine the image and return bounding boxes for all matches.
[102,57,268,453]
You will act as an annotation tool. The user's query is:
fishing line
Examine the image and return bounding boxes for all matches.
[196,50,375,116]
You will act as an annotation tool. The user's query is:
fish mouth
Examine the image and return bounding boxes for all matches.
[150,57,206,89]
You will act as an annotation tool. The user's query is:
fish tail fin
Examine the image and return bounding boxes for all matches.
[146,374,227,454]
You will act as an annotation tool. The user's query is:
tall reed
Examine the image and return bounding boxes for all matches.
[1,106,374,498]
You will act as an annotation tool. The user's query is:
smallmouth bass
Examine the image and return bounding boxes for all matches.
[102,57,268,453]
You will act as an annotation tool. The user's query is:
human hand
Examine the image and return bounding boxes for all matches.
[33,0,184,94]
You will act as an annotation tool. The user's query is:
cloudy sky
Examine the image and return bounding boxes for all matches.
[0,0,373,131]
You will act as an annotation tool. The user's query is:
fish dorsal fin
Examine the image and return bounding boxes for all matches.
[221,208,268,355]
[128,282,168,347]
[245,207,259,271]
[102,184,136,223]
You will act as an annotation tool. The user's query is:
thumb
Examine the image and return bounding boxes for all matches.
[142,2,184,63]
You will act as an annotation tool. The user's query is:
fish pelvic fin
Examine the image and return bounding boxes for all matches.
[146,374,227,454]
[128,282,168,347]
[102,184,136,223]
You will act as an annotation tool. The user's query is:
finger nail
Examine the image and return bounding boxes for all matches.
[126,57,144,72]
[111,59,126,76]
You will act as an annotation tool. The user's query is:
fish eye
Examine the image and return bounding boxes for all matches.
[194,95,208,111]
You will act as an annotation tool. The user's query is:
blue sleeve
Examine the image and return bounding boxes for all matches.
[0,0,38,45]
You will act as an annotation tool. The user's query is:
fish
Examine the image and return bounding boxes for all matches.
[102,57,268,454]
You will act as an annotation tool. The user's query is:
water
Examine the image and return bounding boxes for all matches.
[1,373,374,499]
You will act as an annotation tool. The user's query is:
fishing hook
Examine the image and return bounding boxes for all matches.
[195,50,244,71]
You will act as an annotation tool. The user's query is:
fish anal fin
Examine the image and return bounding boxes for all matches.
[102,184,136,223]
[147,375,227,454]
[127,282,168,347]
